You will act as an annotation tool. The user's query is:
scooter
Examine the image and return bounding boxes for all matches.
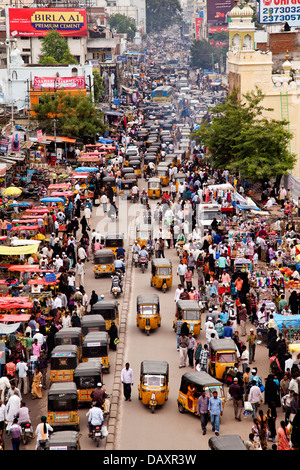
[139,256,148,273]
[133,252,139,268]
[111,275,122,298]
[91,425,103,447]
[20,422,33,445]
[131,193,139,203]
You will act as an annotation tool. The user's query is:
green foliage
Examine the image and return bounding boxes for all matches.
[32,90,106,138]
[191,87,296,182]
[39,31,77,64]
[93,71,104,102]
[108,13,137,42]
[146,0,182,33]
[190,39,214,70]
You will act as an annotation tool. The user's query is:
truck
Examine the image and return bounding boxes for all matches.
[196,204,222,230]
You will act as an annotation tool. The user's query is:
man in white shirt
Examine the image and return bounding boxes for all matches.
[121,363,134,401]
[33,329,45,346]
[77,244,87,262]
[75,259,85,287]
[177,260,187,286]
[174,284,183,303]
[16,360,28,395]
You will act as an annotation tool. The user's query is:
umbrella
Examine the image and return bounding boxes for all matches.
[74,167,99,173]
[3,187,22,196]
[40,197,64,203]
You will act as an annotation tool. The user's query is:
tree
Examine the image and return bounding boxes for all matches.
[32,90,106,138]
[190,39,214,70]
[39,31,77,64]
[108,14,137,42]
[146,0,182,33]
[93,71,104,102]
[191,87,296,183]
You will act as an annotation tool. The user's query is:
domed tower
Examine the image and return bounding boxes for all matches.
[228,0,255,52]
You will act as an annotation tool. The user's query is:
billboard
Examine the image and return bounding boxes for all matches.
[33,76,86,89]
[195,17,203,38]
[207,0,235,24]
[8,8,87,37]
[259,0,300,27]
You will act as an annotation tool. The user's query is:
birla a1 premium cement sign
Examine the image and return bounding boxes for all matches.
[8,8,87,37]
[259,0,300,27]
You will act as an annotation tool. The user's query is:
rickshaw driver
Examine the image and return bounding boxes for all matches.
[114,258,125,274]
[116,245,126,259]
[132,184,139,201]
[132,240,141,254]
[88,403,104,437]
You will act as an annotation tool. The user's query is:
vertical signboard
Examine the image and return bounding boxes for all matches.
[259,0,300,27]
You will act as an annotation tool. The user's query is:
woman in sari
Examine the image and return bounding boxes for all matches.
[31,368,43,399]
[277,420,291,450]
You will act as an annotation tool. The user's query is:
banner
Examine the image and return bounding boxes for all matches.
[195,18,203,39]
[33,76,85,90]
[8,8,87,37]
[259,0,300,26]
[207,0,235,24]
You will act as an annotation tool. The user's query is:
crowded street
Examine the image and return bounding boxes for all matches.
[0,18,300,455]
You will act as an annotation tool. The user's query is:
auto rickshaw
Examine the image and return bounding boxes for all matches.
[90,300,119,330]
[147,177,161,199]
[175,172,186,191]
[138,360,169,413]
[81,314,106,337]
[136,294,161,335]
[102,176,117,194]
[120,179,136,200]
[93,249,115,278]
[150,258,172,293]
[136,224,152,247]
[47,382,80,430]
[156,163,170,186]
[50,345,79,383]
[208,339,239,381]
[122,166,135,177]
[129,159,142,178]
[73,360,102,405]
[164,154,176,167]
[174,300,201,336]
[82,331,110,373]
[208,435,247,451]
[104,233,125,258]
[177,371,225,415]
[40,430,81,450]
[54,327,82,360]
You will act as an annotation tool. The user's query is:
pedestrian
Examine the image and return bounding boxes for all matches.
[36,351,48,390]
[187,332,196,368]
[208,390,223,436]
[10,417,22,451]
[16,358,28,395]
[75,258,85,288]
[179,332,189,368]
[196,390,209,435]
[175,314,184,351]
[32,338,41,358]
[35,416,53,450]
[121,363,133,401]
[248,380,263,420]
[31,368,43,399]
[177,259,187,286]
[158,238,165,258]
[198,344,209,372]
[5,391,21,426]
[184,267,193,291]
[108,322,118,351]
[240,344,249,373]
[229,377,244,421]
[247,328,258,363]
[239,303,247,336]
[277,420,291,450]
[0,399,5,437]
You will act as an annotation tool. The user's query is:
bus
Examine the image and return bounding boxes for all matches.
[152,86,173,102]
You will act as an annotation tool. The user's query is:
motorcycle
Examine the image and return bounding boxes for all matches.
[20,186,41,201]
[91,425,103,447]
[111,275,122,298]
[139,256,148,273]
[133,252,139,268]
[20,422,33,445]
[131,192,139,203]
[145,244,153,260]
[141,193,148,205]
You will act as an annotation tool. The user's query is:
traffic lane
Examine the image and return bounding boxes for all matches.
[117,247,285,450]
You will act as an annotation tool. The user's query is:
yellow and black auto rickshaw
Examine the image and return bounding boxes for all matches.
[90,300,119,330]
[138,360,169,413]
[177,371,225,415]
[120,178,136,200]
[174,300,201,336]
[102,176,117,194]
[54,327,82,360]
[122,167,135,178]
[136,294,161,335]
[135,224,152,248]
[175,172,186,191]
[50,345,79,383]
[150,258,172,293]
[128,158,142,178]
[94,249,115,278]
[81,314,106,337]
[147,177,161,199]
[40,430,81,450]
[73,360,102,405]
[104,233,125,258]
[47,382,80,430]
[156,163,170,187]
[82,331,110,373]
[208,339,239,381]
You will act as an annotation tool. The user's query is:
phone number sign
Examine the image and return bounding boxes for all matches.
[259,0,300,26]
